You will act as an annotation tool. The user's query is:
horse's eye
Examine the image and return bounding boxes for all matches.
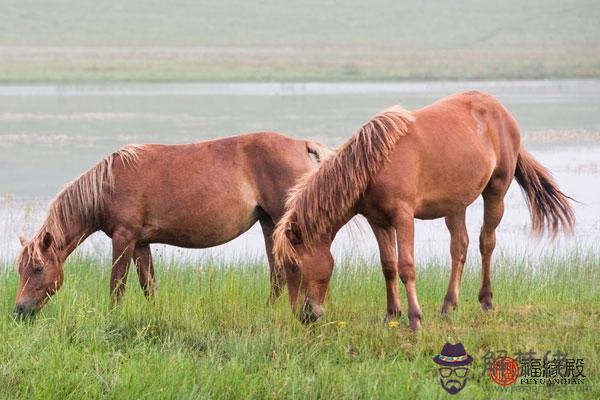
[32,265,43,274]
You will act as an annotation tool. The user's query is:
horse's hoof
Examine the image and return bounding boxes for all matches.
[383,310,402,324]
[478,290,493,312]
[441,301,457,316]
[480,298,494,312]
[409,320,422,331]
[408,312,423,331]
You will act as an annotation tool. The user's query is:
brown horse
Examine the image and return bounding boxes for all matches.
[14,132,331,317]
[273,91,574,330]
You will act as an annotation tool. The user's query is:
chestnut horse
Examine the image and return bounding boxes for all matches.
[14,132,331,317]
[273,91,574,330]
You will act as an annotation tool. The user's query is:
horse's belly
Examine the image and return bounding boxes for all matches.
[414,170,490,219]
[414,144,494,219]
[414,196,476,220]
[138,185,260,248]
[140,209,259,248]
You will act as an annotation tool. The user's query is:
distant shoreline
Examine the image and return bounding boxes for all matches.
[2,74,599,85]
[1,46,598,83]
[1,79,599,96]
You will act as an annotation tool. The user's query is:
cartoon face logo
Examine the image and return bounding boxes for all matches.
[433,342,473,395]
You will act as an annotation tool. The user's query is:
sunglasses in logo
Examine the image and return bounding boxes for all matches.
[438,367,468,378]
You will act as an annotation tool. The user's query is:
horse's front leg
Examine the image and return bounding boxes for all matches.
[369,222,401,321]
[133,244,156,299]
[260,217,286,304]
[393,207,422,330]
[110,228,138,306]
[441,209,469,315]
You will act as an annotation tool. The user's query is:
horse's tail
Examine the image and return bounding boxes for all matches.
[306,140,333,163]
[514,148,575,236]
[273,106,414,265]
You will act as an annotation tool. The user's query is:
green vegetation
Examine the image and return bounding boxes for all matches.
[1,0,599,82]
[0,252,598,399]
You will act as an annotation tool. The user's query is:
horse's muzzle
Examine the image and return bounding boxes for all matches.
[13,298,37,320]
[298,298,324,324]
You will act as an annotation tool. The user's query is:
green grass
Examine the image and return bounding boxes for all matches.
[1,0,599,82]
[0,251,598,399]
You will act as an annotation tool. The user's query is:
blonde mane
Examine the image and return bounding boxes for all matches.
[22,145,144,261]
[273,105,414,264]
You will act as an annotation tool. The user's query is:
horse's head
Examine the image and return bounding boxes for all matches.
[275,222,335,323]
[14,232,64,318]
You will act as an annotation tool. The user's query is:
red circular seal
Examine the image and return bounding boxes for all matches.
[488,357,519,387]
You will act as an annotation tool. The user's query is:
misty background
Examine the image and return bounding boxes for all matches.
[0,1,598,264]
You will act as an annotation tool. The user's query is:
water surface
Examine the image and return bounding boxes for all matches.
[1,80,598,265]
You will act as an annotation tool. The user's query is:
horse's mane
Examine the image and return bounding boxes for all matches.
[23,145,144,261]
[273,105,414,265]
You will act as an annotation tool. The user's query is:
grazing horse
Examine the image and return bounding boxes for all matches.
[14,132,331,317]
[273,91,574,330]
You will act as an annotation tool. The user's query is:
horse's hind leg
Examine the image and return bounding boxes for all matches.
[442,209,469,315]
[479,185,506,311]
[369,222,401,321]
[110,228,138,306]
[260,217,286,304]
[133,245,155,299]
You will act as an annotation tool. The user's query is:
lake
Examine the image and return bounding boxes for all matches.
[1,80,599,265]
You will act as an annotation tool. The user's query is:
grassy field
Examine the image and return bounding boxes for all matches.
[1,0,599,82]
[0,252,598,399]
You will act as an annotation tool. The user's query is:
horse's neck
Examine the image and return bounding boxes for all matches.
[43,217,93,260]
[330,209,358,240]
[62,228,93,258]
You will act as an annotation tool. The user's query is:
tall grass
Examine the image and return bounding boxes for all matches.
[0,251,598,399]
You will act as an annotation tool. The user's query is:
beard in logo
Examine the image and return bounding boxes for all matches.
[438,366,469,394]
[440,376,467,394]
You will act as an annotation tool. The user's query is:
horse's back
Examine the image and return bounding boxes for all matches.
[104,132,317,246]
[365,92,520,220]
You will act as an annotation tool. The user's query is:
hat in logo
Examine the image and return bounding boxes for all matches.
[433,342,473,366]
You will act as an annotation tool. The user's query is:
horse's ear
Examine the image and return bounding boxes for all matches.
[18,236,27,247]
[41,232,53,250]
[286,223,303,245]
